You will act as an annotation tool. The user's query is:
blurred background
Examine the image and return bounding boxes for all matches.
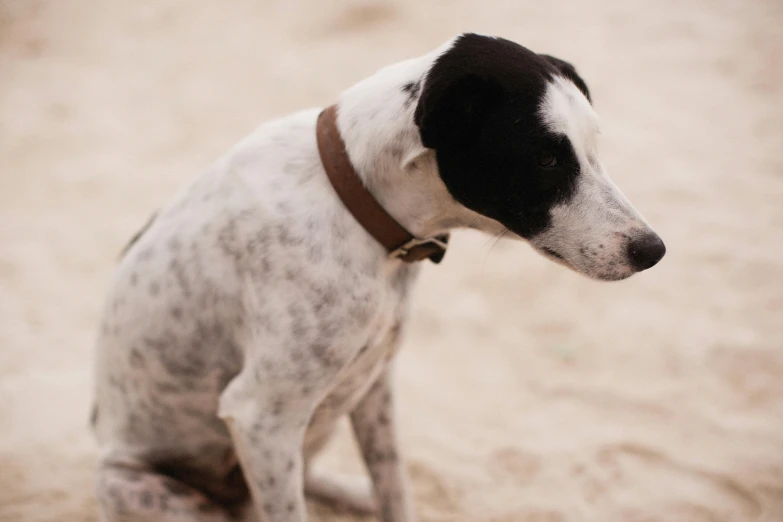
[1,0,782,521]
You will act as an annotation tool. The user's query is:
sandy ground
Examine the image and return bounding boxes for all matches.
[2,0,783,521]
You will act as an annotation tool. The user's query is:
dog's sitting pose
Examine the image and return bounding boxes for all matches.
[92,33,665,522]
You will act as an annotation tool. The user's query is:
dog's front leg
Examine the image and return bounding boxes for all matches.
[218,365,332,522]
[350,368,416,522]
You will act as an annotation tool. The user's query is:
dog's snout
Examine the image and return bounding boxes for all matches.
[627,233,666,271]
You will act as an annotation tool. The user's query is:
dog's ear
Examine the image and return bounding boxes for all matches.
[414,74,505,150]
[539,54,591,103]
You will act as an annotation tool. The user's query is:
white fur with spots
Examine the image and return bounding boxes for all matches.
[92,34,661,522]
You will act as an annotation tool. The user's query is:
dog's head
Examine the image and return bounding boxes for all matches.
[414,34,665,280]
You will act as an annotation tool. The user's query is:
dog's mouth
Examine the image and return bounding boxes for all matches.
[540,247,566,262]
[537,245,580,272]
[535,245,635,282]
[538,246,582,274]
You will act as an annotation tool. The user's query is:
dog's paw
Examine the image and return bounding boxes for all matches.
[305,468,377,514]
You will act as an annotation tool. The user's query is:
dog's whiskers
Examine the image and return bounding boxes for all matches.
[481,227,510,272]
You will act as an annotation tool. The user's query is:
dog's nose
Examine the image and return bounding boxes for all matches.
[627,233,666,271]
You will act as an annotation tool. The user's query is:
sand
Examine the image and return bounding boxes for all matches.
[1,0,783,521]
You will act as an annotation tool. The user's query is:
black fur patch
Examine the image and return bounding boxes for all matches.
[402,80,421,106]
[540,54,591,102]
[415,33,591,239]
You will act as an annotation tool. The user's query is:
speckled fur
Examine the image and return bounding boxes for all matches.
[92,34,662,522]
[92,100,422,521]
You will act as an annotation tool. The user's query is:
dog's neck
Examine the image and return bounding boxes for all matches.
[335,45,501,241]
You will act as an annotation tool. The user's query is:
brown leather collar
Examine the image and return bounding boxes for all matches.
[316,105,449,263]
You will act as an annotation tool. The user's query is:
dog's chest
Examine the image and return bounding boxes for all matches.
[303,267,414,454]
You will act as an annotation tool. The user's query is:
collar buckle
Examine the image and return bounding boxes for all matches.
[389,235,450,263]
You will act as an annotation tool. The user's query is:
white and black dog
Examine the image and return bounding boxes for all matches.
[92,33,665,522]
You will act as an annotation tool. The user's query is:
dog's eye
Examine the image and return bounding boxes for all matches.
[537,154,557,168]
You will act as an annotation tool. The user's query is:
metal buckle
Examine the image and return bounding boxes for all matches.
[389,236,449,260]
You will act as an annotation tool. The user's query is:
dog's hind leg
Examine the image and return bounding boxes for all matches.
[95,462,233,522]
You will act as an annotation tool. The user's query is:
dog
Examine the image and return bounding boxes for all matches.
[91,33,665,522]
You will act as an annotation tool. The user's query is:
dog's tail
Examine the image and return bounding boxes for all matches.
[119,211,158,259]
